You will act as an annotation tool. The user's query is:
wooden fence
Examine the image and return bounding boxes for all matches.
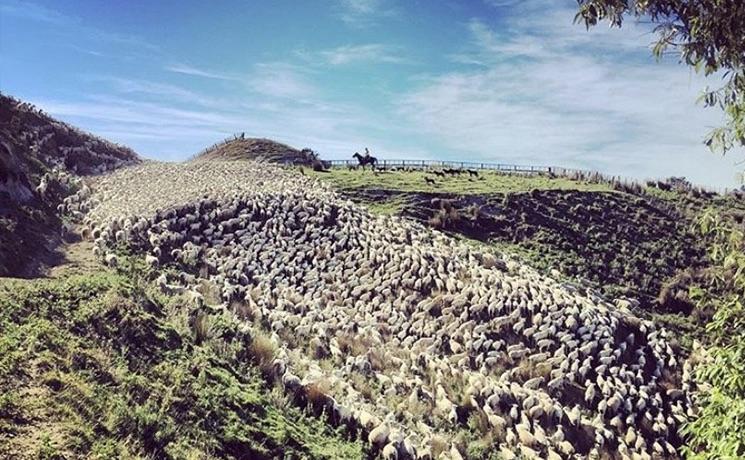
[325,158,592,176]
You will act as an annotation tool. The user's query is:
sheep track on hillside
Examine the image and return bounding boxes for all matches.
[72,160,694,460]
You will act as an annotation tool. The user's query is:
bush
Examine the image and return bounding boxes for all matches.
[682,212,745,459]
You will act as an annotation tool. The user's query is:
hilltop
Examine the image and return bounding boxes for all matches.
[191,135,323,167]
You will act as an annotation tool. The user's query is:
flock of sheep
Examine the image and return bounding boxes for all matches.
[66,159,694,459]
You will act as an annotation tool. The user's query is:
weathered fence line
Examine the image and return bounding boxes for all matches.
[325,158,734,195]
[326,158,593,176]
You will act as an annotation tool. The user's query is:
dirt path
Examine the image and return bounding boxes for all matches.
[0,234,100,289]
[45,238,99,278]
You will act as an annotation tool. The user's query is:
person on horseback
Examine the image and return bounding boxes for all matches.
[353,148,378,170]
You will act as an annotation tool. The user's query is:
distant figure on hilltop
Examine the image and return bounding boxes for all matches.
[353,148,377,170]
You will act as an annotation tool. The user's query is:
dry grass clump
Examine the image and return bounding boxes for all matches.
[197,279,221,305]
[336,333,374,357]
[428,207,461,230]
[305,379,332,415]
[367,347,387,372]
[230,299,251,320]
[513,358,553,383]
[407,394,434,422]
[349,372,376,402]
[248,330,276,375]
[430,434,449,458]
[191,312,212,345]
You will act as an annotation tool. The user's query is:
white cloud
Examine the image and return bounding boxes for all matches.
[247,62,317,99]
[399,7,738,187]
[336,0,399,27]
[83,76,227,108]
[29,65,388,163]
[164,63,240,81]
[0,0,76,25]
[317,44,405,65]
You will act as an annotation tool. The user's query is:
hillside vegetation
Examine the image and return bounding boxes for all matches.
[309,168,613,195]
[0,93,139,277]
[0,260,362,459]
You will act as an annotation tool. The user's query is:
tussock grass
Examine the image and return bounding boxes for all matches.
[247,330,277,376]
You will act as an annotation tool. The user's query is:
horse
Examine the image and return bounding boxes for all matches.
[353,152,378,170]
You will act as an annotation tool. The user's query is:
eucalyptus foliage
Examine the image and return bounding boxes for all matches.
[575,0,745,158]
[681,212,745,459]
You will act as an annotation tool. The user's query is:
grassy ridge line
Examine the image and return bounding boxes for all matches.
[0,259,363,459]
[308,168,613,196]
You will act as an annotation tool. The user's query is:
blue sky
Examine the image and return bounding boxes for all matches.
[0,0,740,188]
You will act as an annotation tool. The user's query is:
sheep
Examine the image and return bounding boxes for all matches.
[380,442,398,459]
[282,371,301,391]
[78,159,689,459]
[369,423,390,447]
[104,253,118,267]
[145,254,159,267]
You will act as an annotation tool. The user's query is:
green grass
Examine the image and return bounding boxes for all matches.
[0,261,362,459]
[365,195,410,215]
[310,168,614,194]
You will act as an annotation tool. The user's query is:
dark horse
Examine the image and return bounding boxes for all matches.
[353,152,378,170]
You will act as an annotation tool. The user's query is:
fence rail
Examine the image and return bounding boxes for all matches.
[325,158,592,176]
[322,158,731,194]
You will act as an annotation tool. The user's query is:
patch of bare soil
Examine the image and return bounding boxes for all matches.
[46,238,99,278]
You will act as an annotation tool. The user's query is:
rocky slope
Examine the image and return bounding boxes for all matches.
[77,159,694,459]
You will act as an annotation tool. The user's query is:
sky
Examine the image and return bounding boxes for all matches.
[0,0,741,188]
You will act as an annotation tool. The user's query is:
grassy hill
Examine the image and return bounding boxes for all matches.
[0,93,140,277]
[3,92,743,457]
[0,258,363,459]
[192,136,323,167]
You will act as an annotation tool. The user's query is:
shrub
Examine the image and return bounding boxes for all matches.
[682,212,745,459]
